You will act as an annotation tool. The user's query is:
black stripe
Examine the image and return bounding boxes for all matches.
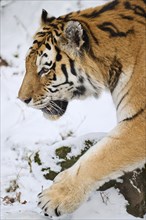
[30,49,36,55]
[44,87,49,93]
[87,74,97,91]
[120,14,134,20]
[33,40,38,44]
[135,20,146,26]
[52,63,56,71]
[82,10,100,19]
[55,46,62,61]
[56,53,62,61]
[45,61,52,66]
[54,30,61,37]
[82,0,119,18]
[134,5,146,18]
[49,23,58,29]
[56,16,64,21]
[57,13,73,22]
[52,64,73,88]
[97,0,119,15]
[53,37,57,44]
[61,64,68,82]
[69,59,77,76]
[46,43,51,50]
[33,40,42,47]
[64,12,73,21]
[116,91,129,110]
[44,208,48,212]
[43,27,50,30]
[46,16,56,23]
[53,74,57,81]
[59,23,64,31]
[43,53,48,57]
[67,87,74,91]
[124,1,146,18]
[88,47,99,62]
[36,32,46,37]
[48,88,59,93]
[122,107,145,121]
[52,81,73,88]
[97,22,134,38]
[108,57,122,93]
[47,34,52,40]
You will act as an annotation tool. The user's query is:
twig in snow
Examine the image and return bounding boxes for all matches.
[100,192,109,205]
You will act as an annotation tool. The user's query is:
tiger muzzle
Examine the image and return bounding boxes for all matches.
[41,100,68,117]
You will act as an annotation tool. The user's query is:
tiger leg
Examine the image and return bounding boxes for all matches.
[38,109,145,217]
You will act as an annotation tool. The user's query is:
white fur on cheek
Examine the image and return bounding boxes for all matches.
[36,48,56,73]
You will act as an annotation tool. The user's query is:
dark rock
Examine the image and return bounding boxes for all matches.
[116,165,146,218]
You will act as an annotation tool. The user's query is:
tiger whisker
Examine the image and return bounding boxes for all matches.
[49,101,64,116]
[50,101,64,112]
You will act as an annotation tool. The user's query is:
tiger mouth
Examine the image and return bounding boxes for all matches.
[41,100,68,117]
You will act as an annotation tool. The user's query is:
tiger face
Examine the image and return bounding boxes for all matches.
[18,10,102,119]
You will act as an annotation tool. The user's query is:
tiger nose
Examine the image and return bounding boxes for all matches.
[19,97,32,104]
[24,98,32,104]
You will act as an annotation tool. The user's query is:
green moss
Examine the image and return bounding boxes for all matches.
[43,170,59,180]
[34,152,42,165]
[41,139,95,181]
[98,180,117,191]
[84,140,94,148]
[41,167,50,172]
[57,140,95,172]
[60,157,79,171]
[55,146,71,159]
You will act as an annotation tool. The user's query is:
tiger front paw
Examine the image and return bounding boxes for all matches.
[38,167,89,217]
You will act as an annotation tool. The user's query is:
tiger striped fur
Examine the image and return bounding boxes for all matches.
[18,0,146,217]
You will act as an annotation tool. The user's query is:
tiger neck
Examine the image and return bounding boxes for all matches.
[79,55,136,123]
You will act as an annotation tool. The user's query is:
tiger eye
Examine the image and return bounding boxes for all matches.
[38,67,50,76]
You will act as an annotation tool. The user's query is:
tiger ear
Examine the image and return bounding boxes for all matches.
[58,21,85,58]
[41,9,56,25]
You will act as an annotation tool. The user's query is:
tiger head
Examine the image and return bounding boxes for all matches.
[18,10,103,120]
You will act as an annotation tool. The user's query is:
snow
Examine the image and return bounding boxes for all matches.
[0,0,143,219]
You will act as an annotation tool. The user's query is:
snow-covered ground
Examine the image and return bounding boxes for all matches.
[0,0,144,219]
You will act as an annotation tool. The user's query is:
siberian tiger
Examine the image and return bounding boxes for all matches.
[18,0,146,217]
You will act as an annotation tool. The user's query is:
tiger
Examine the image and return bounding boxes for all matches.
[18,0,146,217]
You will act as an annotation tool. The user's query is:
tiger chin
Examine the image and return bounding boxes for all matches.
[18,0,146,217]
[42,100,68,120]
